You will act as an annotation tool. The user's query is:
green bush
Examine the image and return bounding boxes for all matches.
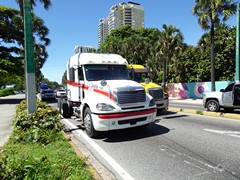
[196,110,203,115]
[0,87,15,97]
[12,100,62,144]
[0,99,93,179]
[0,135,93,180]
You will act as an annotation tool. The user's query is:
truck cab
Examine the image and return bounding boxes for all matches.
[59,53,157,138]
[127,64,169,114]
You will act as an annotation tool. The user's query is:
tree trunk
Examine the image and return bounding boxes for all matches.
[162,55,167,92]
[210,23,215,91]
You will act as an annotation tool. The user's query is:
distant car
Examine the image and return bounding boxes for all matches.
[55,89,67,98]
[203,82,240,112]
[40,89,56,101]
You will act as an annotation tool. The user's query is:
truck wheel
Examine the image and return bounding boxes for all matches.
[84,107,98,138]
[62,102,70,118]
[58,100,62,112]
[67,101,73,117]
[206,100,220,112]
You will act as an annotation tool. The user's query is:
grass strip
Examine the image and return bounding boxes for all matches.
[0,132,93,180]
[0,100,94,180]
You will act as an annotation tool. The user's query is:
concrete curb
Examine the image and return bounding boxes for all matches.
[168,107,240,121]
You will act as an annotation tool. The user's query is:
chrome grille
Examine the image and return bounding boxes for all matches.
[148,88,163,100]
[116,89,146,104]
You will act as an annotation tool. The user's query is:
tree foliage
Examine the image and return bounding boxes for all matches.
[97,24,236,85]
[193,0,237,91]
[0,5,50,88]
[155,24,184,90]
[16,0,52,15]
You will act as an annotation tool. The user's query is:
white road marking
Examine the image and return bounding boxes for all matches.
[203,129,240,138]
[161,145,237,177]
[62,119,134,180]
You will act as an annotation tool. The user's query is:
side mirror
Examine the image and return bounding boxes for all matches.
[145,78,150,84]
[220,89,225,92]
[101,80,107,86]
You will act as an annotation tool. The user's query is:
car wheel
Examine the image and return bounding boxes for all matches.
[206,100,220,112]
[84,107,98,138]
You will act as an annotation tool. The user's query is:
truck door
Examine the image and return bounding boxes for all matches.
[222,83,234,106]
[222,91,233,106]
[78,66,84,102]
[233,84,240,106]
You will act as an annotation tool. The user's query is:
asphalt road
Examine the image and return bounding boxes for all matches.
[169,101,205,111]
[48,99,240,179]
[56,101,240,180]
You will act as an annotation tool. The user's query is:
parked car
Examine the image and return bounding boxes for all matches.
[203,82,240,112]
[55,89,67,98]
[40,89,56,101]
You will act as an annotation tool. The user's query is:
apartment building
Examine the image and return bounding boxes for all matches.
[98,18,109,47]
[98,1,144,46]
[108,2,144,31]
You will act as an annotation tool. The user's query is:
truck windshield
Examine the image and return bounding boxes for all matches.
[133,72,149,83]
[84,64,129,81]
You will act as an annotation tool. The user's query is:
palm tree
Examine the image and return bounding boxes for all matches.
[193,0,236,91]
[16,0,52,14]
[123,34,150,65]
[156,24,183,91]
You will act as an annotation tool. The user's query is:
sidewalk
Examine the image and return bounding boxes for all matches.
[169,97,203,105]
[0,94,25,147]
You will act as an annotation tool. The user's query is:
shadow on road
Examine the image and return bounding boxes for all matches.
[0,98,25,105]
[219,109,240,115]
[94,123,170,142]
[159,110,177,116]
[162,114,189,119]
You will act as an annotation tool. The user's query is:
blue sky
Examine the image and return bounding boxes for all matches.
[1,0,237,84]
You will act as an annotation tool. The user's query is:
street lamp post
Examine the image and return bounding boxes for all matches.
[236,4,240,83]
[23,0,36,113]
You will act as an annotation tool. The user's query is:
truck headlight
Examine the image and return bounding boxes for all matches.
[96,103,115,111]
[149,99,155,107]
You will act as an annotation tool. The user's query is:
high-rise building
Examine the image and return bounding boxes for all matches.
[98,18,109,47]
[108,2,144,31]
[98,1,144,47]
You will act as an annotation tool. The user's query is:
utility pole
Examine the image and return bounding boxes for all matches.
[23,0,36,113]
[236,4,240,83]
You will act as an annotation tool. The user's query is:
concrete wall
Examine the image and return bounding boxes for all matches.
[166,81,235,99]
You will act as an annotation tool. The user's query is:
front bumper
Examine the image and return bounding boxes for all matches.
[91,108,157,131]
[155,99,169,110]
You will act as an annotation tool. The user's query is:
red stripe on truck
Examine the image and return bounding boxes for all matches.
[97,108,156,119]
[66,80,114,100]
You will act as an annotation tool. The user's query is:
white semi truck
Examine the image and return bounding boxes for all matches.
[59,53,157,138]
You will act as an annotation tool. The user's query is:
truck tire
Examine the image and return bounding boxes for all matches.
[62,102,70,118]
[58,99,62,112]
[67,101,73,117]
[84,107,98,138]
[206,100,220,112]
